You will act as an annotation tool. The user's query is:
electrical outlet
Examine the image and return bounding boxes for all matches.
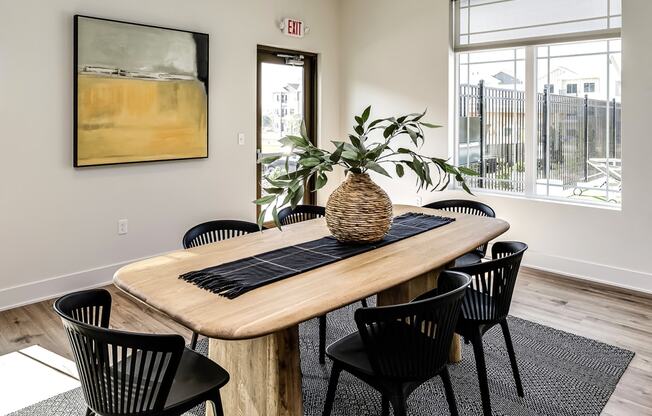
[118,219,128,235]
[416,196,423,206]
[238,133,245,145]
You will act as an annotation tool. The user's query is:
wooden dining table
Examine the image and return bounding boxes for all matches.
[113,204,509,416]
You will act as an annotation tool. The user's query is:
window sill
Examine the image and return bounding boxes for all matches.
[463,187,622,211]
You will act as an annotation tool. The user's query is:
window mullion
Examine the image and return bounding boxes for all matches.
[523,46,537,196]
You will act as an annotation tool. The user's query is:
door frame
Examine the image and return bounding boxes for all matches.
[256,45,318,220]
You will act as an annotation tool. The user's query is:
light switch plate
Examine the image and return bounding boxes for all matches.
[238,133,245,145]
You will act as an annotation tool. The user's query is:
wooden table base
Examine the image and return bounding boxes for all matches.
[207,326,303,416]
[376,264,462,363]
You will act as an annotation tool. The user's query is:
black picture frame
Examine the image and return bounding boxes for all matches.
[73,15,209,167]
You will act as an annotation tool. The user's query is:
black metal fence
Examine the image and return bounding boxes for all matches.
[459,82,621,192]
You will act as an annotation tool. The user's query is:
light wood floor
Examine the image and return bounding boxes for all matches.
[0,268,650,415]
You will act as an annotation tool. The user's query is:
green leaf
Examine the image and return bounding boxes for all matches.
[395,164,405,177]
[406,128,418,145]
[368,119,383,128]
[361,105,371,123]
[383,124,397,139]
[397,147,411,154]
[263,187,284,194]
[299,157,321,167]
[280,135,309,147]
[458,166,479,176]
[316,173,328,190]
[290,186,303,209]
[330,143,344,163]
[354,116,364,125]
[420,122,442,129]
[259,154,281,164]
[272,205,281,228]
[253,195,276,205]
[354,125,364,136]
[365,161,391,177]
[257,208,267,229]
[348,134,363,150]
[341,150,361,160]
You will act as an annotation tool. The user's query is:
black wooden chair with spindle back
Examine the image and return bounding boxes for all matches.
[424,199,496,267]
[322,271,472,416]
[182,219,260,348]
[54,289,229,416]
[182,219,260,249]
[450,241,528,416]
[277,204,326,225]
[278,204,369,365]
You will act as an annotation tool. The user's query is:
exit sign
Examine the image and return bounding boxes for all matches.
[283,18,305,38]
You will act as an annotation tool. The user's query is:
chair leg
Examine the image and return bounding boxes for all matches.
[322,363,342,416]
[360,298,368,308]
[85,408,94,416]
[471,330,492,416]
[389,392,408,416]
[500,319,524,397]
[440,366,459,416]
[319,315,327,364]
[190,331,199,350]
[209,391,224,416]
[381,393,390,416]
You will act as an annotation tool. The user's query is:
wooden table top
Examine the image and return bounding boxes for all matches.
[113,204,509,340]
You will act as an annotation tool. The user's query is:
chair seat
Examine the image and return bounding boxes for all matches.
[326,331,374,376]
[453,251,484,267]
[164,348,230,410]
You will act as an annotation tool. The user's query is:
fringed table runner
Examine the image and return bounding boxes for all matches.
[179,212,455,299]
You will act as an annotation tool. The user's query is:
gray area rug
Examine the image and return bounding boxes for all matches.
[10,299,633,415]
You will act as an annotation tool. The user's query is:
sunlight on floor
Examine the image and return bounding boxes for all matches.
[0,346,79,415]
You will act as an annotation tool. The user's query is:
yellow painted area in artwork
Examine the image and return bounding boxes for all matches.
[77,74,207,166]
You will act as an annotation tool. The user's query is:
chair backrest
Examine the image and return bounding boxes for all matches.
[424,199,495,257]
[451,241,527,322]
[183,220,260,249]
[278,204,325,226]
[423,199,495,218]
[54,289,185,416]
[354,271,471,381]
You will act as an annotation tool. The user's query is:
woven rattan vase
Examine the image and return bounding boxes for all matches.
[326,173,393,243]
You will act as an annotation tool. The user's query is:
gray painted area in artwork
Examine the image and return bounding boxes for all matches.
[77,17,198,77]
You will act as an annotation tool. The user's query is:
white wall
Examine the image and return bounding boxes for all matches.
[339,0,652,294]
[0,0,341,310]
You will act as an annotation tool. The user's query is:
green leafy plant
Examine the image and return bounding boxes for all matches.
[254,106,477,228]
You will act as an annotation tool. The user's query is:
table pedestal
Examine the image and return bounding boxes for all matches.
[377,264,462,363]
[207,325,303,416]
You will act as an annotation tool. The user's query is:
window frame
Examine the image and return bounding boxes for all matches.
[453,39,622,208]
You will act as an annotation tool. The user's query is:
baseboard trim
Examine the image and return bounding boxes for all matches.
[522,250,652,297]
[0,256,151,312]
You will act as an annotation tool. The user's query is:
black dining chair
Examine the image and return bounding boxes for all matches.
[450,241,528,416]
[277,204,326,225]
[322,271,471,416]
[278,204,369,364]
[182,219,260,348]
[54,289,230,416]
[424,199,496,267]
[182,219,260,249]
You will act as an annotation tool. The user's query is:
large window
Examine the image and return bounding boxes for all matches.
[453,1,622,206]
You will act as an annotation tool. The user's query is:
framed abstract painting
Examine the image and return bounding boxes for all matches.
[73,15,209,167]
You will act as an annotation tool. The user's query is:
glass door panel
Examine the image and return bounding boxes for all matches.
[257,48,316,222]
